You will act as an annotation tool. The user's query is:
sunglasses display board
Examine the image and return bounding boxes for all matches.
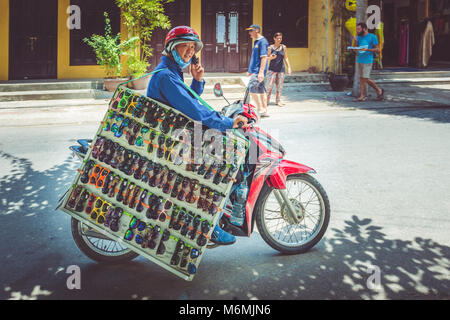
[58,85,248,281]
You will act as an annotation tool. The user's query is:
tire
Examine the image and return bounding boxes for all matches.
[255,174,330,255]
[71,218,139,264]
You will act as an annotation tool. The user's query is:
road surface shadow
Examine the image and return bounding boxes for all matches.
[0,151,449,300]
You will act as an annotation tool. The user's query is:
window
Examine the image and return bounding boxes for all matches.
[263,0,309,48]
[70,0,121,66]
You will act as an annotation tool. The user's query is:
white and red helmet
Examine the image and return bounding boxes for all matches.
[162,26,203,56]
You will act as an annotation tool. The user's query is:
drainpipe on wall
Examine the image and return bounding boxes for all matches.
[325,0,329,72]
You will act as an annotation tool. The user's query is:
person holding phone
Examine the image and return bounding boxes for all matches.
[146,26,247,245]
[266,32,292,107]
[146,26,247,132]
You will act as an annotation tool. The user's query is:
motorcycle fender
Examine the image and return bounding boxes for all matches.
[267,160,315,190]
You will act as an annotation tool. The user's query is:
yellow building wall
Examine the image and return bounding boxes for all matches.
[258,0,336,72]
[189,0,337,73]
[1,0,337,80]
[191,0,202,60]
[0,0,9,80]
[58,0,128,79]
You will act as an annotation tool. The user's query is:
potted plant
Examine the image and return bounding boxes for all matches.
[126,51,152,90]
[83,12,139,92]
[116,0,172,89]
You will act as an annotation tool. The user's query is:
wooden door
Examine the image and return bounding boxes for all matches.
[149,0,191,70]
[9,0,58,80]
[202,0,252,73]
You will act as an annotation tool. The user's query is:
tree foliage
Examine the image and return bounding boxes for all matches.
[116,0,173,76]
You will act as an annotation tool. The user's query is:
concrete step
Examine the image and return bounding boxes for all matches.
[0,80,103,92]
[284,70,450,84]
[373,77,450,85]
[371,70,450,79]
[0,89,105,102]
[0,98,109,110]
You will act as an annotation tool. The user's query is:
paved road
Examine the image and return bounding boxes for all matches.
[0,98,449,300]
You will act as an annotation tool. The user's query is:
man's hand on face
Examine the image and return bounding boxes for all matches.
[190,62,204,82]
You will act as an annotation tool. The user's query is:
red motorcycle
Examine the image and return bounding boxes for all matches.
[212,83,330,254]
[68,84,330,263]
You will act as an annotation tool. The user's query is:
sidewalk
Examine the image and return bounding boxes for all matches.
[279,81,450,111]
[0,79,449,112]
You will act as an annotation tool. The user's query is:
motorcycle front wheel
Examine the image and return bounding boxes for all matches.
[255,174,330,255]
[71,218,139,264]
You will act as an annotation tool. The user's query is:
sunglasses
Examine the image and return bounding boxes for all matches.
[156,229,171,255]
[136,190,150,213]
[213,165,228,185]
[148,225,161,250]
[188,216,202,240]
[128,187,143,209]
[124,215,147,242]
[67,185,83,209]
[132,96,147,119]
[180,213,194,237]
[118,89,133,110]
[122,182,136,206]
[147,130,157,154]
[180,247,192,268]
[148,164,164,188]
[84,193,97,215]
[107,176,122,198]
[116,179,129,203]
[146,197,168,222]
[169,206,181,229]
[110,88,126,109]
[80,160,95,184]
[105,207,123,232]
[190,248,200,260]
[172,209,186,231]
[91,137,106,159]
[125,95,140,116]
[170,240,185,266]
[74,190,90,213]
[90,198,111,224]
[160,111,177,135]
[162,170,177,194]
[92,168,110,188]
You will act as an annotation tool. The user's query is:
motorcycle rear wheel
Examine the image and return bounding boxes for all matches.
[255,174,330,255]
[71,218,139,264]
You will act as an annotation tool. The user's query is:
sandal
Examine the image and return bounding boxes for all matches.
[376,89,385,101]
[353,96,368,102]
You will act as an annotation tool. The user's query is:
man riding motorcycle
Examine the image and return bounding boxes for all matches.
[146,26,248,246]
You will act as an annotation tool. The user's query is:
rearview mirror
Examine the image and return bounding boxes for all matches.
[213,83,223,97]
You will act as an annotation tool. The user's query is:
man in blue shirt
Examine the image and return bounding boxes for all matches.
[246,24,270,117]
[147,26,247,245]
[353,22,384,102]
[147,26,247,132]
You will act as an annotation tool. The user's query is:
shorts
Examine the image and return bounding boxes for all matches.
[356,62,373,79]
[248,73,266,94]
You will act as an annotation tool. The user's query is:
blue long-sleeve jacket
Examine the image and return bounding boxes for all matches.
[146,56,234,132]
